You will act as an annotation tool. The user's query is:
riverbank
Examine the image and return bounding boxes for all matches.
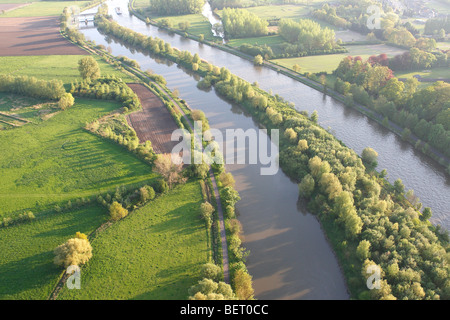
[128,0,450,175]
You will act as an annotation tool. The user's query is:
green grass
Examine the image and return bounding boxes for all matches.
[0,93,54,124]
[0,55,136,86]
[272,44,408,74]
[58,181,208,300]
[0,97,155,219]
[0,205,107,300]
[133,0,215,40]
[159,14,215,39]
[0,1,89,17]
[394,68,450,83]
[243,4,311,21]
[227,34,285,48]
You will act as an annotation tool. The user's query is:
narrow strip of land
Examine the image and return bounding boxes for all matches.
[108,55,231,284]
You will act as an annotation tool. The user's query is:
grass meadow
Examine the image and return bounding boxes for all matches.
[0,205,107,299]
[157,13,215,40]
[272,44,408,74]
[0,1,89,17]
[58,181,209,300]
[0,97,155,219]
[0,93,56,125]
[395,68,450,80]
[0,55,136,87]
[227,34,285,48]
[242,4,311,21]
[0,45,211,300]
[133,0,215,40]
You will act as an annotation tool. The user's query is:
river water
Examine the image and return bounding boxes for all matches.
[80,0,449,299]
[201,1,224,40]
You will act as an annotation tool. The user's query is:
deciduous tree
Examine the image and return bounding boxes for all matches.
[78,56,101,80]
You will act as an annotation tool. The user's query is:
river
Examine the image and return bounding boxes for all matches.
[80,0,449,299]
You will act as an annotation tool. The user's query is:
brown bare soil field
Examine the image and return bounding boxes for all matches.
[0,3,24,12]
[0,16,86,56]
[126,83,180,154]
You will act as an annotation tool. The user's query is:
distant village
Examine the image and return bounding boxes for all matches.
[382,0,448,19]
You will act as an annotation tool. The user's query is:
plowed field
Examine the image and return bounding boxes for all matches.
[0,16,86,56]
[126,83,180,154]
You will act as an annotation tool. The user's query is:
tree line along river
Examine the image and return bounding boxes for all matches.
[80,0,449,299]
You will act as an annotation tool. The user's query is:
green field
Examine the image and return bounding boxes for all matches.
[156,13,215,39]
[0,55,135,86]
[242,4,311,21]
[58,181,208,300]
[0,205,107,300]
[395,68,450,81]
[0,97,155,219]
[272,44,408,74]
[0,1,90,17]
[0,93,51,125]
[227,34,285,48]
[133,0,215,40]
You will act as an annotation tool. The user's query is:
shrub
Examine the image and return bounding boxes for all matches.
[75,231,88,240]
[188,278,236,300]
[109,201,128,221]
[78,56,101,80]
[233,268,254,300]
[139,185,155,203]
[200,201,215,228]
[201,263,223,282]
[53,237,93,268]
[154,179,169,194]
[58,93,75,110]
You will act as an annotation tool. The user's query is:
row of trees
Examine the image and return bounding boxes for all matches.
[334,55,394,95]
[149,0,205,15]
[334,55,450,158]
[278,18,336,51]
[389,48,450,71]
[313,0,384,35]
[0,74,66,100]
[221,8,268,38]
[70,74,141,112]
[94,12,449,299]
[312,4,351,29]
[0,211,35,229]
[193,58,450,300]
[212,70,449,300]
[187,103,254,300]
[424,17,450,36]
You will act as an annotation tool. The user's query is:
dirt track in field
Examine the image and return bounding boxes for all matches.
[0,16,86,56]
[126,83,180,154]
